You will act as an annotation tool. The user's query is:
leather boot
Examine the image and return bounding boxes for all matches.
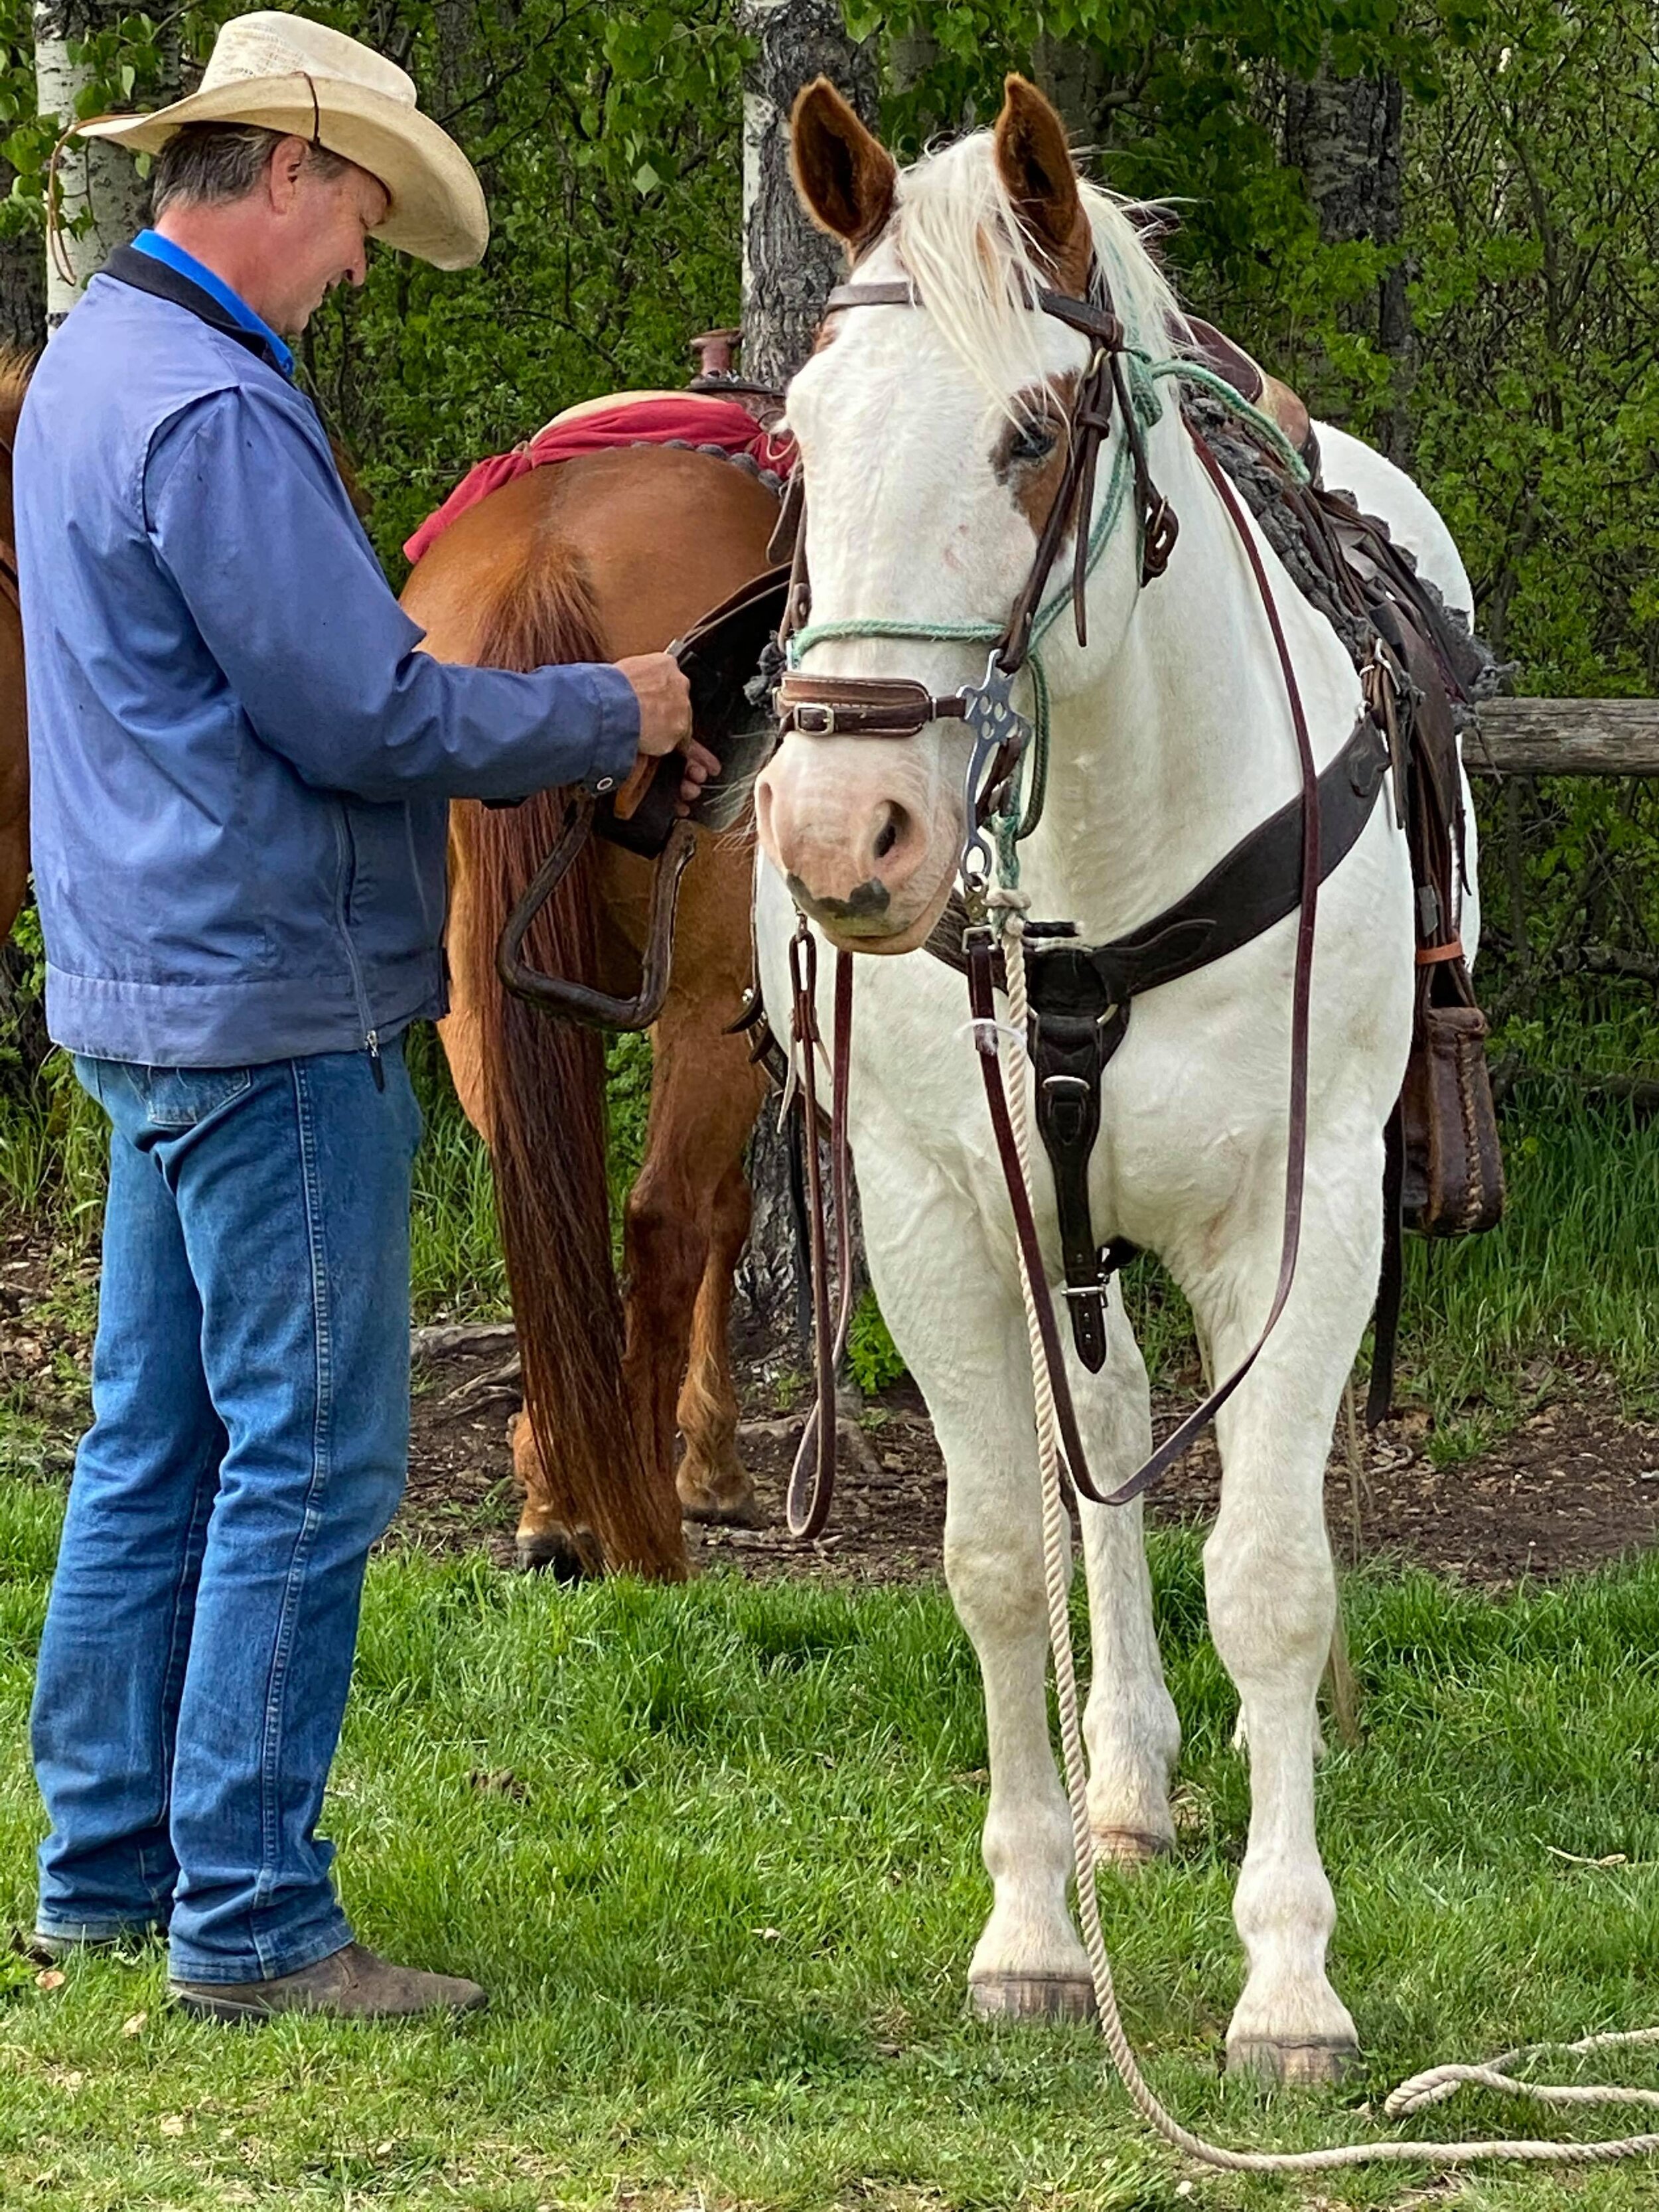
[169,1941,488,2022]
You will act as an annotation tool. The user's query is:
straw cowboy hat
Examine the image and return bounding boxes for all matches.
[76,11,487,269]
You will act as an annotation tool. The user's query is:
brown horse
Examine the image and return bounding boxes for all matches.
[402,440,778,1578]
[0,353,34,948]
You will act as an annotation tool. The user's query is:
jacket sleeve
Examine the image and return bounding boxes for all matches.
[142,387,640,804]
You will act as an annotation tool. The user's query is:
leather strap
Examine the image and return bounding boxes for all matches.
[776,671,969,737]
[1367,1102,1406,1426]
[786,934,857,1539]
[926,711,1388,998]
[967,926,1113,1505]
[824,279,1125,351]
[1090,427,1325,1505]
[1031,999,1131,1370]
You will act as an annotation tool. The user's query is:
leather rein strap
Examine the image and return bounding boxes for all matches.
[1096,427,1326,1503]
[933,425,1331,1509]
[778,266,1343,1521]
[784,925,856,1539]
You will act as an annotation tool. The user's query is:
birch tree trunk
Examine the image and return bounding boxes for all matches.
[35,1,157,331]
[735,0,876,1333]
[737,0,877,390]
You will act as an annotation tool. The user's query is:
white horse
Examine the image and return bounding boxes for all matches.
[754,78,1480,2083]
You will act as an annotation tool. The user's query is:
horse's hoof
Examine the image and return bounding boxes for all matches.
[1226,2035,1359,2087]
[1092,1825,1173,1869]
[678,1484,763,1529]
[514,1530,602,1582]
[969,1972,1098,2024]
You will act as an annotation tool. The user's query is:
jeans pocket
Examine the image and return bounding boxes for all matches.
[135,1065,253,1132]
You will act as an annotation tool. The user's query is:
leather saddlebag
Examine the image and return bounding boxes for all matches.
[1401,991,1506,1235]
[1393,627,1505,1236]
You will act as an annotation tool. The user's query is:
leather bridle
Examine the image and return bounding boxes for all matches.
[770,258,1358,1543]
[775,260,1179,897]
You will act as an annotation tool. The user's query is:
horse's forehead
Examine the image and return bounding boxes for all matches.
[796,235,1085,443]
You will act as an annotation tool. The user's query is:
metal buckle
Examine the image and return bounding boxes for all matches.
[794,702,837,735]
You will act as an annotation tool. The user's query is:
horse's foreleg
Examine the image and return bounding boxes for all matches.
[1072,1292,1182,1864]
[1185,1168,1378,2083]
[865,1183,1092,2020]
[676,1155,761,1525]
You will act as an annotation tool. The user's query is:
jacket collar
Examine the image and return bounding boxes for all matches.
[102,242,293,382]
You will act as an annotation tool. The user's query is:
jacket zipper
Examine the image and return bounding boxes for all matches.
[332,806,386,1091]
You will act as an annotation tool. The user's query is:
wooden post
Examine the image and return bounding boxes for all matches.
[734,1,877,1337]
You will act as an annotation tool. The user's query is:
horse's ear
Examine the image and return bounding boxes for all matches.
[791,79,897,256]
[993,75,1083,265]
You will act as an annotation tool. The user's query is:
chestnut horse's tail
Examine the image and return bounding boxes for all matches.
[451,555,682,1577]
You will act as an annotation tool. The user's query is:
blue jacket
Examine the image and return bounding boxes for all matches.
[16,242,641,1068]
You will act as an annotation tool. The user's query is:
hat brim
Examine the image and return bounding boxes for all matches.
[78,73,488,270]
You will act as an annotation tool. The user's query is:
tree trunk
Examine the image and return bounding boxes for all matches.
[733,0,875,1335]
[1029,35,1109,151]
[737,0,877,390]
[35,1,167,332]
[1283,60,1415,467]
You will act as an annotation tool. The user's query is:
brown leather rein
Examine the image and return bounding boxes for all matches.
[778,265,1354,1539]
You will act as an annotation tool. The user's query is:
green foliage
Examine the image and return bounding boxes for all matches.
[605,1028,653,1233]
[403,1022,507,1322]
[847,1285,906,1395]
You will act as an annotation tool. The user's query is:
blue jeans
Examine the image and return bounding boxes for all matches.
[30,1041,421,1983]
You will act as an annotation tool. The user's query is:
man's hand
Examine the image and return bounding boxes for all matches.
[612,652,719,818]
[615,652,692,754]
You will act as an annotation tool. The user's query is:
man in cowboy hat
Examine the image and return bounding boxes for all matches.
[16,11,711,2024]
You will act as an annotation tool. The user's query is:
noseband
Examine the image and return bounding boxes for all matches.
[773,259,1179,891]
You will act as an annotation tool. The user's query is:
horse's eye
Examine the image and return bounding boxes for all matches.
[1008,419,1058,466]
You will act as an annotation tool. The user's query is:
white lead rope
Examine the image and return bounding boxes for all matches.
[989,881,1659,2173]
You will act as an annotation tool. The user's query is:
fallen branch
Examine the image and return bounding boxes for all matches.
[1491,1059,1659,1117]
[411,1321,518,1360]
[441,1355,523,1409]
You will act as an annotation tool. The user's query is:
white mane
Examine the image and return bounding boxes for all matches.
[887,132,1184,419]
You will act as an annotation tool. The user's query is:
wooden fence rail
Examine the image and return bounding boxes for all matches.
[1470,699,1659,776]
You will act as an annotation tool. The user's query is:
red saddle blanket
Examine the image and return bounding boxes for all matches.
[403,395,796,565]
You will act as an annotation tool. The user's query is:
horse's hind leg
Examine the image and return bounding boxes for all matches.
[1187,1170,1377,2083]
[676,1154,762,1525]
[622,1007,768,1535]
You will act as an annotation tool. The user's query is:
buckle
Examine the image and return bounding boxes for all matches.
[793,701,837,735]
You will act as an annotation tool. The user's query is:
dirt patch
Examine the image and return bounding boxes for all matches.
[3,1218,1656,1591]
[398,1334,1659,1591]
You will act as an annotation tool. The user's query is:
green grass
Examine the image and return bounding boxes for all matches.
[9,1473,1659,2207]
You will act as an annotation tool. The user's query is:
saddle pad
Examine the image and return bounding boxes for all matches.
[403,394,798,565]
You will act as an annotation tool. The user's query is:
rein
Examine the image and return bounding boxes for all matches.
[771,248,1659,2179]
[777,253,1340,1531]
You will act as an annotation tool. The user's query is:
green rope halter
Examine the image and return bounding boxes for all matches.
[784,352,1310,901]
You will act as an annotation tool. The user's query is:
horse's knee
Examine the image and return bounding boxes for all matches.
[1204,1516,1334,1682]
[624,1179,707,1315]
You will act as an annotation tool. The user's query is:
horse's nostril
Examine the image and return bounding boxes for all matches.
[873,804,910,865]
